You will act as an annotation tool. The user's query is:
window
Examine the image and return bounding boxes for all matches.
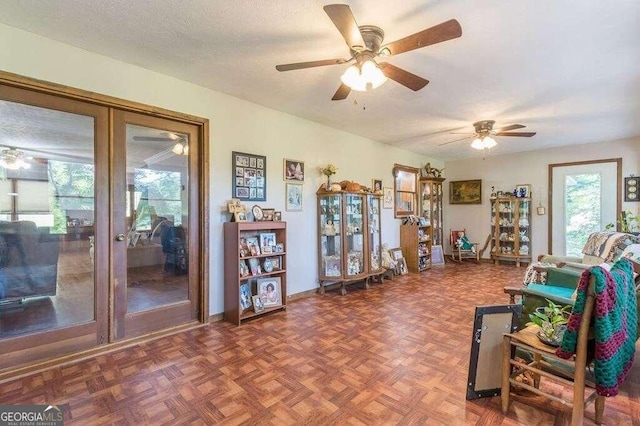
[393,164,419,218]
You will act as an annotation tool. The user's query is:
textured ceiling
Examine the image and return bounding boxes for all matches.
[1,0,639,161]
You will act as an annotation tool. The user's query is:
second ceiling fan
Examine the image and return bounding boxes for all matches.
[275,4,462,100]
[439,120,536,150]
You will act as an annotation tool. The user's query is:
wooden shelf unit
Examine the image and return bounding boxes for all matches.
[419,177,445,247]
[223,221,287,325]
[400,224,432,272]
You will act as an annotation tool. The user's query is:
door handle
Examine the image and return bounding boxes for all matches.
[115,233,126,241]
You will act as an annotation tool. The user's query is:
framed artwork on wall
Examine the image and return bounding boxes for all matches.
[232,151,266,201]
[383,187,393,209]
[286,183,303,211]
[450,179,482,204]
[284,159,305,181]
[624,176,639,201]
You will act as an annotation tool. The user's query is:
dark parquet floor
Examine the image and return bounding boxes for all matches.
[1,262,639,425]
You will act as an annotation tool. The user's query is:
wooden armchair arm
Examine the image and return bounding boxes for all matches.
[504,285,524,304]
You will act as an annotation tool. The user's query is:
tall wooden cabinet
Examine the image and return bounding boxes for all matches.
[223,221,287,325]
[419,177,445,247]
[400,223,432,272]
[490,197,532,267]
[317,188,383,295]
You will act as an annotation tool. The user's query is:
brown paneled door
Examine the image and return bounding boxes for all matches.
[112,111,200,339]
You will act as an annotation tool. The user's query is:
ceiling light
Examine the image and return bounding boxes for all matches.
[471,136,497,150]
[340,60,387,92]
[172,140,188,156]
[0,148,31,170]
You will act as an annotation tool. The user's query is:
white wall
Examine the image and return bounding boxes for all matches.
[443,138,640,260]
[0,24,442,315]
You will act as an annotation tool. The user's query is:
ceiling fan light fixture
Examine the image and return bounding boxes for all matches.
[340,64,366,91]
[0,149,31,170]
[471,136,497,150]
[340,60,387,92]
[172,141,188,156]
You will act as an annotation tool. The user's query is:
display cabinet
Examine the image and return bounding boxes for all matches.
[419,177,445,247]
[490,197,532,267]
[317,188,382,295]
[223,221,287,325]
[400,223,432,272]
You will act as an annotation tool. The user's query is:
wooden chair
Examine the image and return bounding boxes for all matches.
[501,261,638,425]
[450,229,479,262]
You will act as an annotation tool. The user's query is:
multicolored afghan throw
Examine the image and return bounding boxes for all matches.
[556,258,637,397]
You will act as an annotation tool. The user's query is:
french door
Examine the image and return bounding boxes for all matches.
[112,111,201,339]
[0,82,204,372]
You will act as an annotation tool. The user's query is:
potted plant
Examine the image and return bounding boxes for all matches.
[527,299,572,346]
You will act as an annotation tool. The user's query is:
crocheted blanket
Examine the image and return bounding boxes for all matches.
[556,258,637,396]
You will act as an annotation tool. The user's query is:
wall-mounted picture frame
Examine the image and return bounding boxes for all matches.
[284,159,304,181]
[257,277,282,307]
[450,179,482,204]
[515,184,531,198]
[624,176,639,201]
[383,187,393,209]
[232,151,267,201]
[372,179,382,192]
[286,183,303,211]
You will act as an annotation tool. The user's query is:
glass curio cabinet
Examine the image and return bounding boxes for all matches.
[419,177,445,247]
[317,186,383,295]
[490,196,532,267]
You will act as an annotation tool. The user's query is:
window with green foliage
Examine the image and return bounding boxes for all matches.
[132,169,184,230]
[565,173,601,256]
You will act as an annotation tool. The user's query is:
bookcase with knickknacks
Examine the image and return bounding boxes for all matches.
[223,221,287,325]
[400,218,432,273]
[317,187,384,295]
[490,196,532,267]
[419,176,445,247]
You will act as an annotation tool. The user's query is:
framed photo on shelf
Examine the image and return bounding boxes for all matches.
[450,179,482,205]
[246,237,261,256]
[372,179,383,192]
[274,243,285,253]
[283,159,305,181]
[383,187,393,209]
[286,183,303,211]
[257,277,282,307]
[262,208,275,221]
[252,295,264,313]
[515,184,531,198]
[232,151,267,202]
[266,256,282,270]
[233,211,248,222]
[324,256,341,276]
[240,283,252,310]
[248,258,262,275]
[273,211,282,221]
[239,260,250,277]
[259,232,276,252]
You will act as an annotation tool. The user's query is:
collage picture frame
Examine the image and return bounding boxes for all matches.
[232,151,267,202]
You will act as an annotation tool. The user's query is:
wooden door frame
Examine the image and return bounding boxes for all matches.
[0,70,209,374]
[548,158,622,253]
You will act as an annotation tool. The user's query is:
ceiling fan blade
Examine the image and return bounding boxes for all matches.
[449,131,475,135]
[438,136,472,147]
[378,63,429,91]
[495,132,537,137]
[331,84,351,101]
[323,4,366,51]
[276,58,346,72]
[382,19,462,56]
[494,124,526,132]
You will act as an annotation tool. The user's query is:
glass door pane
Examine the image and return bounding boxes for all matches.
[319,194,342,278]
[125,124,189,314]
[368,195,381,272]
[345,194,364,276]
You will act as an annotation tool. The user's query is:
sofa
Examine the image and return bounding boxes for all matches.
[0,221,60,303]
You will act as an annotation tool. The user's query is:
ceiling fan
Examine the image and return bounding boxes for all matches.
[275,4,462,100]
[133,132,189,156]
[439,120,536,150]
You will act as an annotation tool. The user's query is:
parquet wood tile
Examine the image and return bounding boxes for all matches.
[1,262,639,425]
